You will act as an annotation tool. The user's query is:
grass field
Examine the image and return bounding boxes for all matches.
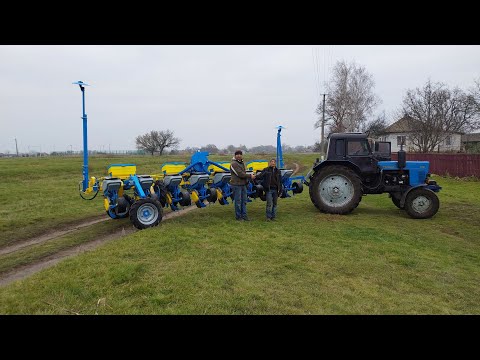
[0,155,479,314]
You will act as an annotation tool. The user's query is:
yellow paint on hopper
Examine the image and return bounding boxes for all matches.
[161,163,187,175]
[108,165,137,179]
[246,161,269,172]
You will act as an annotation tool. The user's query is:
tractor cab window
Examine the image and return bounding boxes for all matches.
[335,139,345,156]
[347,140,369,156]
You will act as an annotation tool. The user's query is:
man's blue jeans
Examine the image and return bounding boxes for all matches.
[266,188,278,219]
[231,184,247,219]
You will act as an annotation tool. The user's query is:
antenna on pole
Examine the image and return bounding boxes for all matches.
[72,81,90,192]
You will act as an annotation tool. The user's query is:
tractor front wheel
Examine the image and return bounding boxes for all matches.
[129,198,163,229]
[310,166,362,214]
[404,188,439,219]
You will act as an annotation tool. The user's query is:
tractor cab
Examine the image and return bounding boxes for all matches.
[322,133,392,175]
[326,133,391,161]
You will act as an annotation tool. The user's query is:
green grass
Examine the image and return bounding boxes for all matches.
[0,155,479,314]
[0,219,130,274]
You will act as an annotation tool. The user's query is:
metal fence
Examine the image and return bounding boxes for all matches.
[391,153,480,178]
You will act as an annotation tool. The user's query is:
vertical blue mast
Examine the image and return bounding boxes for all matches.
[73,81,90,192]
[276,125,285,169]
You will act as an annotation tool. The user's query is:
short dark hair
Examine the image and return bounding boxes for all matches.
[234,150,243,155]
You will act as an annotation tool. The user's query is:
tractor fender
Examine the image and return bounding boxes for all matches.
[311,160,362,179]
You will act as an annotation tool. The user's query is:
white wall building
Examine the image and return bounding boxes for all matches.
[378,116,463,152]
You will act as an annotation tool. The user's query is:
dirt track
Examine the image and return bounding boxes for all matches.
[0,206,199,287]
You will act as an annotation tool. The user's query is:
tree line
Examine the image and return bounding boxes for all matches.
[135,133,316,156]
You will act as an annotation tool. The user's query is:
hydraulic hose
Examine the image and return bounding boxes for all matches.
[78,180,99,200]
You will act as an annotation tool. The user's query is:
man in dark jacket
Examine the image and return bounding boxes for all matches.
[230,150,255,221]
[256,158,282,221]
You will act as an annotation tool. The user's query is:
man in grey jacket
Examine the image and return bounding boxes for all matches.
[230,150,255,221]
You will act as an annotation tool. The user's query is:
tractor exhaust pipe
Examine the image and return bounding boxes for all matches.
[398,143,406,169]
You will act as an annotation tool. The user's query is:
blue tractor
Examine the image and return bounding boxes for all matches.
[305,133,441,219]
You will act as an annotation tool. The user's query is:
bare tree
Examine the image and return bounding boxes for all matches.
[135,130,180,155]
[402,80,480,152]
[157,130,180,155]
[363,111,388,138]
[317,60,380,133]
[135,131,159,155]
[471,78,480,113]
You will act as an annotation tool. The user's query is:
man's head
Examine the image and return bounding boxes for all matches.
[269,158,276,168]
[235,150,243,161]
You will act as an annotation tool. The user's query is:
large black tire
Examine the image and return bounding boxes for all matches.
[404,188,439,219]
[129,198,163,229]
[308,177,319,209]
[309,166,362,214]
[390,193,404,209]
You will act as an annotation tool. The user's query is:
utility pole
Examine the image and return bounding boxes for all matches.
[14,138,19,157]
[321,93,327,155]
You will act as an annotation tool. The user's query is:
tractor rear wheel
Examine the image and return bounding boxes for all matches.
[310,166,362,214]
[309,178,319,209]
[129,198,163,229]
[404,188,439,219]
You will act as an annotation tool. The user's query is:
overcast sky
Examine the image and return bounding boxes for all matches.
[1,45,479,154]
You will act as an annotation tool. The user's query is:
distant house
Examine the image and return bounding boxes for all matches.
[378,116,463,152]
[462,133,480,152]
